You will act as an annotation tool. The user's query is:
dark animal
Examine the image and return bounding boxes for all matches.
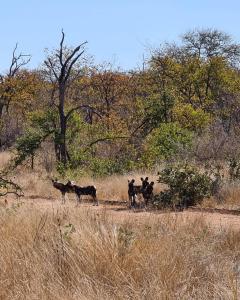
[52,179,74,203]
[142,181,154,207]
[128,179,136,207]
[128,177,149,208]
[68,182,98,206]
[141,177,149,191]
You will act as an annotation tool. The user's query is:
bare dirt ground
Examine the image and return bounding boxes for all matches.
[3,195,240,231]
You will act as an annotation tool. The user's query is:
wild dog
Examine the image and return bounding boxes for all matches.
[68,182,98,206]
[128,179,136,208]
[141,177,149,191]
[128,178,147,208]
[51,179,74,204]
[142,181,154,207]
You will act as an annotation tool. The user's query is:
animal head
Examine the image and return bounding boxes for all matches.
[66,180,75,187]
[128,179,135,184]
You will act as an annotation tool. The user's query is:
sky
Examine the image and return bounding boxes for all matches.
[0,0,240,72]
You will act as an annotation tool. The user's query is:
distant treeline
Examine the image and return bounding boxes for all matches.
[1,28,240,175]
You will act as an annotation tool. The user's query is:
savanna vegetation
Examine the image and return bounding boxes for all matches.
[1,28,240,205]
[2,28,240,299]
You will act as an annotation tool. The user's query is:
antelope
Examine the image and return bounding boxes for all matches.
[67,182,98,206]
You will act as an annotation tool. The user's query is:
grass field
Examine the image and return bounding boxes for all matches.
[1,198,240,299]
[1,152,240,299]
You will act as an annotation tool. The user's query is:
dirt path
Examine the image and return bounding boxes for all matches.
[3,196,240,230]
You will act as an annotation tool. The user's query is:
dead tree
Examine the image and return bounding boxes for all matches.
[0,44,31,147]
[44,30,88,165]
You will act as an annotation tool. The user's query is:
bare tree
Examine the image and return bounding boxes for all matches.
[44,30,89,165]
[0,44,31,147]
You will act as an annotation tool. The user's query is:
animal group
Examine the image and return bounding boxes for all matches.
[52,176,154,208]
[128,177,154,208]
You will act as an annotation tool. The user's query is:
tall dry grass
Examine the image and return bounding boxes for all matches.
[13,172,162,203]
[0,202,240,299]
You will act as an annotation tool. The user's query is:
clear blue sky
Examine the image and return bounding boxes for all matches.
[0,0,239,72]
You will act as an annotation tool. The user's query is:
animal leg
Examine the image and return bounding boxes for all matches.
[128,195,132,208]
[93,196,99,206]
[76,194,81,205]
[133,194,137,207]
[62,193,66,204]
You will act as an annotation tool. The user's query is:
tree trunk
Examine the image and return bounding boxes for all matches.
[0,103,5,148]
[58,87,67,165]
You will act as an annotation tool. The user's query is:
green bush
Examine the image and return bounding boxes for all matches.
[154,164,219,209]
[142,123,193,166]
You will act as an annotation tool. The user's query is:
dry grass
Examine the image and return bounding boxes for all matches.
[1,151,240,298]
[0,201,240,299]
[12,172,162,203]
[0,151,12,168]
[201,182,240,210]
[0,151,161,202]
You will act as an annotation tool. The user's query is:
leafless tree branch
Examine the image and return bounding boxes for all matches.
[83,136,129,152]
[66,105,102,121]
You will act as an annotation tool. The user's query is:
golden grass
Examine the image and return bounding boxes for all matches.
[201,182,240,210]
[13,171,162,203]
[0,201,240,299]
[0,151,12,169]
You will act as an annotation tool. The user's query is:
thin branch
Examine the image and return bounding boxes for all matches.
[44,58,58,80]
[130,118,150,136]
[9,43,31,77]
[59,29,65,66]
[64,50,85,83]
[83,136,129,153]
[0,176,24,197]
[63,41,87,69]
[66,105,102,121]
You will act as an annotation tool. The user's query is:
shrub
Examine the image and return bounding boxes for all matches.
[154,164,219,209]
[143,123,193,166]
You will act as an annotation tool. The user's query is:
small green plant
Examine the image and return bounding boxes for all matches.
[154,164,219,209]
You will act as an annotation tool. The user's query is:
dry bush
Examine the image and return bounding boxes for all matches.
[0,202,239,299]
[217,182,240,209]
[200,181,240,210]
[0,151,12,169]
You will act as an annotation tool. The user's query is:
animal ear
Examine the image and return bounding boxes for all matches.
[140,177,143,181]
[145,177,149,180]
[128,180,130,183]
